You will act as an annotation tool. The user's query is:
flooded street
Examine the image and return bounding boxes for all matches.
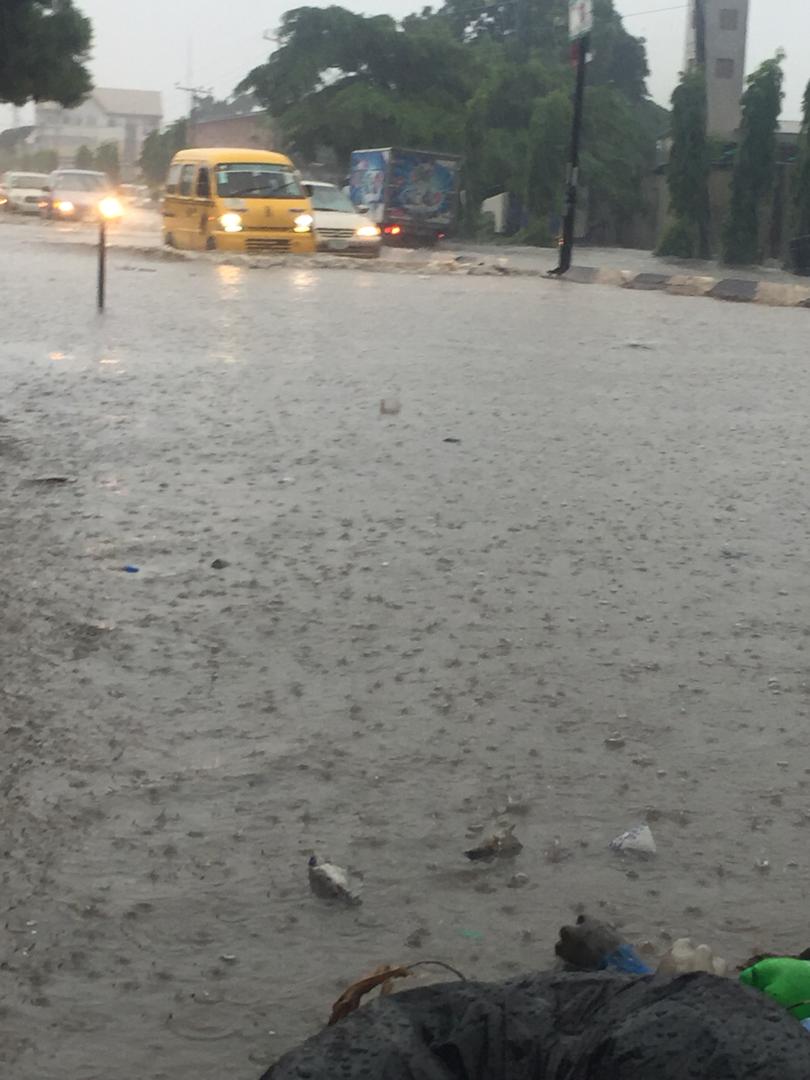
[3,232,810,1079]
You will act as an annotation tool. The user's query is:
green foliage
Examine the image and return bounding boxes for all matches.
[94,142,120,183]
[588,0,648,102]
[74,144,94,169]
[239,0,661,239]
[793,79,810,241]
[0,0,93,107]
[722,55,785,266]
[438,0,648,99]
[658,67,711,259]
[516,216,556,246]
[238,6,474,161]
[525,89,570,222]
[657,218,700,258]
[583,88,658,236]
[139,119,188,187]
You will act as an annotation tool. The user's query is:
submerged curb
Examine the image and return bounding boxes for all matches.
[558,265,810,310]
[33,232,810,309]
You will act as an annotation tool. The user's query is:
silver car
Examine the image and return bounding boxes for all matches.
[40,169,115,221]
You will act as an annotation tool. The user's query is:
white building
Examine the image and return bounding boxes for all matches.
[35,88,162,178]
[686,0,749,138]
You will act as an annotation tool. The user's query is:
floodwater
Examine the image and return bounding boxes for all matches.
[2,231,810,1079]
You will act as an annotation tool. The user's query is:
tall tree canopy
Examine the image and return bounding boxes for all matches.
[0,0,92,107]
[722,55,784,266]
[792,79,810,247]
[139,118,188,188]
[239,6,474,161]
[239,0,662,239]
[658,67,711,258]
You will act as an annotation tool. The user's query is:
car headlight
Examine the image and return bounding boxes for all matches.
[56,200,75,215]
[219,212,243,233]
[356,224,381,238]
[293,212,314,233]
[99,197,123,220]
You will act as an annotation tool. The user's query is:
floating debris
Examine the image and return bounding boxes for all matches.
[29,475,77,485]
[464,823,523,862]
[308,856,362,904]
[610,824,657,858]
[658,939,728,977]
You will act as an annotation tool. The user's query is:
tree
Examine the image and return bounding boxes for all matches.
[0,0,93,107]
[437,0,648,100]
[94,142,120,183]
[238,1,662,241]
[722,55,784,266]
[75,144,94,169]
[524,89,570,242]
[792,79,810,243]
[238,6,474,161]
[139,118,188,187]
[657,67,711,259]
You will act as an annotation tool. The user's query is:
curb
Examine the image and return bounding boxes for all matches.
[28,231,810,309]
[555,266,810,310]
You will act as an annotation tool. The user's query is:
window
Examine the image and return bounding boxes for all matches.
[214,162,303,199]
[166,163,182,194]
[196,167,211,199]
[178,164,196,197]
[715,58,735,79]
[719,8,739,30]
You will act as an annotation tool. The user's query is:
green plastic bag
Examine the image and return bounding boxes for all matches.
[741,957,810,1021]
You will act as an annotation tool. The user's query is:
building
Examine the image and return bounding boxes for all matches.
[34,88,163,178]
[187,94,273,151]
[686,0,749,137]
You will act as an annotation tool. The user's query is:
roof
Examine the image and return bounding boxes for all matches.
[171,147,293,166]
[192,93,264,123]
[93,88,162,118]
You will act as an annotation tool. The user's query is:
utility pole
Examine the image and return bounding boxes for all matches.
[175,83,213,145]
[549,0,592,277]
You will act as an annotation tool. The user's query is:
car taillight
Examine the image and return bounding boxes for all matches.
[384,225,402,236]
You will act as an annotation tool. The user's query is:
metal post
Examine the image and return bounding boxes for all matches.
[98,219,107,311]
[550,35,589,277]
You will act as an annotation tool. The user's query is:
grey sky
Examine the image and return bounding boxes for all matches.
[3,0,807,128]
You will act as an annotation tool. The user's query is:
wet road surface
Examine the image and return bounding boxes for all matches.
[4,210,801,285]
[2,232,810,1079]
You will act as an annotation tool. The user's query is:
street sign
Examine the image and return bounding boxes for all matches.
[569,0,593,39]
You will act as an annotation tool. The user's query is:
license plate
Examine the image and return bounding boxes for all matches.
[328,239,349,251]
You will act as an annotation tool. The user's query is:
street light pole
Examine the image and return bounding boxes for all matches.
[550,32,589,276]
[96,196,124,312]
[97,218,107,312]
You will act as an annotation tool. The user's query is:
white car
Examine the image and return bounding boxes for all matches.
[0,171,49,214]
[303,181,381,258]
[40,170,117,221]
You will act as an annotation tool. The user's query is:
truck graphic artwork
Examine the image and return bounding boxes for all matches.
[388,153,457,222]
[349,147,461,243]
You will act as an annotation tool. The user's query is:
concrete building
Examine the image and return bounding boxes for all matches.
[187,94,273,151]
[686,0,749,137]
[34,89,162,178]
